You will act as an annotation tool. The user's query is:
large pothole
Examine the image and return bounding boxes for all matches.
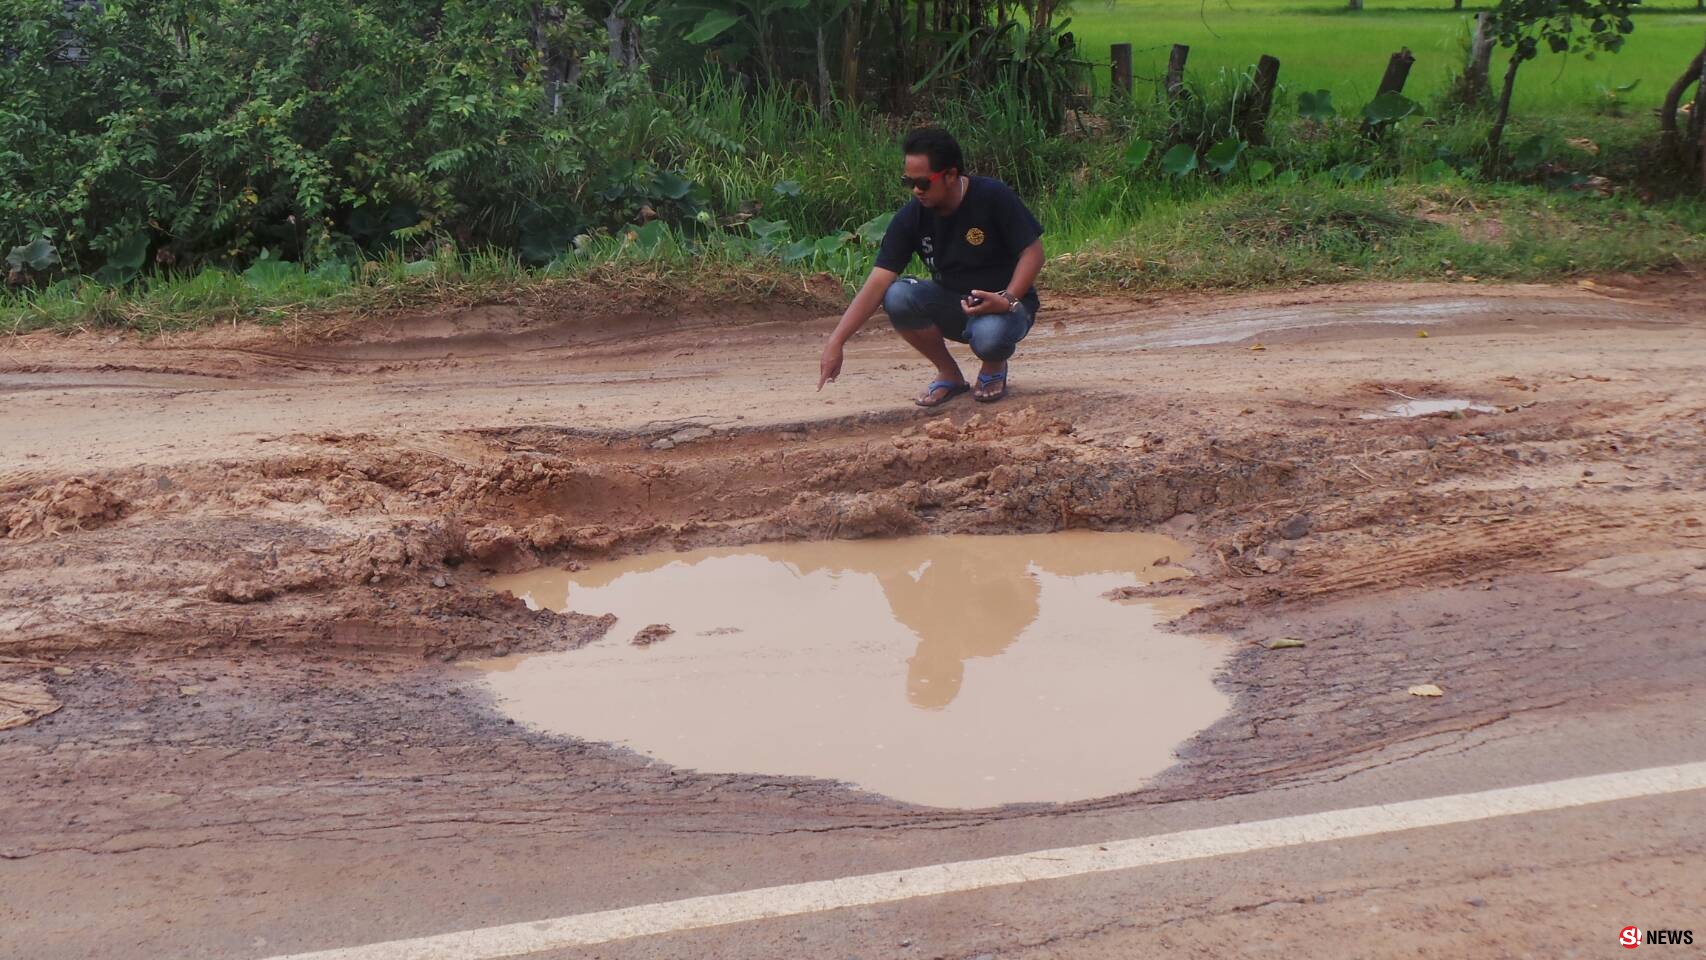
[476,530,1232,808]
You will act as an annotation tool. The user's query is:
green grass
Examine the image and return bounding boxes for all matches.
[1066,0,1706,115]
[8,178,1702,335]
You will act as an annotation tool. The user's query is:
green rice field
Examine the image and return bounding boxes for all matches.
[1065,1,1706,115]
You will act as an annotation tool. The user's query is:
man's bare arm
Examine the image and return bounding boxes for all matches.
[818,267,899,390]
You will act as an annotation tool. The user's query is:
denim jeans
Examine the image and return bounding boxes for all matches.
[882,276,1035,363]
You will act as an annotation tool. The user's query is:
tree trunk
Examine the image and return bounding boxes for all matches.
[532,4,573,115]
[1659,42,1704,160]
[816,23,833,110]
[605,3,640,71]
[1487,54,1521,162]
[1347,0,1362,9]
[1454,0,1463,9]
[839,0,864,108]
[1464,12,1495,105]
[889,0,908,111]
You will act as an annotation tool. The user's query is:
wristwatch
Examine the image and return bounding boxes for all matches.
[998,290,1019,310]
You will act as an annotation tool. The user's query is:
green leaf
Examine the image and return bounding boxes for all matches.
[1203,139,1246,175]
[1512,135,1550,172]
[1160,144,1198,177]
[813,234,848,257]
[1297,90,1336,122]
[402,259,438,277]
[309,259,354,282]
[1417,158,1454,182]
[651,170,693,201]
[779,238,816,263]
[1274,170,1301,186]
[685,10,740,43]
[772,180,803,197]
[6,237,60,273]
[92,231,150,286]
[1362,91,1419,125]
[1123,139,1155,172]
[1333,162,1370,183]
[243,257,298,289]
[1247,159,1276,182]
[856,212,894,245]
[747,218,792,239]
[630,220,670,251]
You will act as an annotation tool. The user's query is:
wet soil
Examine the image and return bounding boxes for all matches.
[3,276,1705,954]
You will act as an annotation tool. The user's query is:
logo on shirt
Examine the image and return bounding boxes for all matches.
[965,227,986,246]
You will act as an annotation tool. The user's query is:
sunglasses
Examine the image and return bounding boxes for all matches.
[900,169,951,191]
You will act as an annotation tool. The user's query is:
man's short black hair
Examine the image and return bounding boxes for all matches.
[902,127,965,175]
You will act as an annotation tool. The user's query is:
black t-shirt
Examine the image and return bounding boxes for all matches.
[874,176,1044,310]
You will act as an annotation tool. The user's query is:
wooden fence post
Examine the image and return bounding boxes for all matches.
[1361,48,1416,138]
[1243,55,1281,145]
[1166,44,1190,102]
[1377,47,1416,96]
[1111,43,1133,99]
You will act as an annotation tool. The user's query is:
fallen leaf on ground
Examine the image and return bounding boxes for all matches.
[1416,330,1429,338]
[1408,684,1444,697]
[1266,638,1307,650]
[0,681,63,731]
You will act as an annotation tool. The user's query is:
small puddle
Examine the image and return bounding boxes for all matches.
[476,531,1231,809]
[1360,398,1498,419]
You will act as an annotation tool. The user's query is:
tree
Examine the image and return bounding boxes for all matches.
[1484,0,1636,162]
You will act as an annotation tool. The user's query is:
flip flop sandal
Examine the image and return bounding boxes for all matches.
[974,370,1008,403]
[915,378,970,407]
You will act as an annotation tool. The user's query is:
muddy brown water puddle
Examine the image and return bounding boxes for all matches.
[477,532,1230,808]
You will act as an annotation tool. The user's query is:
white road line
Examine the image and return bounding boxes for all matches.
[259,761,1706,960]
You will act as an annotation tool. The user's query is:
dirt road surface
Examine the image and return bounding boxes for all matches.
[4,277,1704,958]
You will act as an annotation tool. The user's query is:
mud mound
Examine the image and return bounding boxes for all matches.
[2,478,126,540]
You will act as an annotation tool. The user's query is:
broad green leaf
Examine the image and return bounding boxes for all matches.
[651,170,693,201]
[402,259,438,277]
[1417,158,1453,182]
[105,231,151,271]
[685,10,740,43]
[856,212,894,245]
[1512,135,1549,172]
[1160,144,1198,177]
[243,258,298,289]
[1123,139,1154,172]
[779,238,816,263]
[772,180,803,197]
[1362,91,1419,125]
[1247,159,1275,182]
[6,237,59,272]
[813,234,847,256]
[631,220,670,250]
[1334,162,1370,183]
[1203,139,1246,175]
[1297,90,1336,121]
[309,259,354,282]
[1274,170,1301,186]
[747,218,792,239]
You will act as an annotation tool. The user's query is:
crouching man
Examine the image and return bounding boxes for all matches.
[817,127,1045,405]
